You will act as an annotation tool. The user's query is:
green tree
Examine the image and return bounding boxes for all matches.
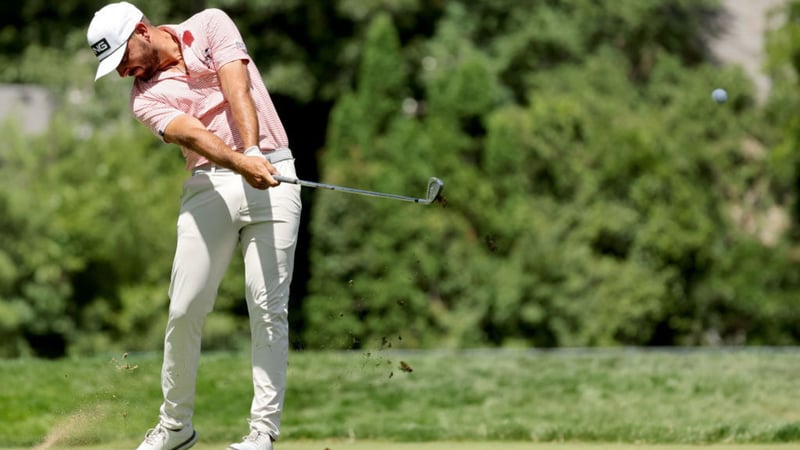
[765,0,800,238]
[304,0,800,349]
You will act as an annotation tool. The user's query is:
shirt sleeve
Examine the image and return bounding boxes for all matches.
[203,9,251,70]
[130,90,183,141]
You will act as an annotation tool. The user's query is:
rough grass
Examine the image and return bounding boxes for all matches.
[1,348,799,449]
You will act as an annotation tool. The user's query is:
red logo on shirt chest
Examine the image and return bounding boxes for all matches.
[182,31,194,46]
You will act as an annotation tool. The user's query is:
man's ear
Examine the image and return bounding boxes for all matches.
[133,22,150,41]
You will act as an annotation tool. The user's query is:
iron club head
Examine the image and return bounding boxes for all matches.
[423,177,445,204]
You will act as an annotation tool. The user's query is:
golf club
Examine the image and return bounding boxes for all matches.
[273,175,445,205]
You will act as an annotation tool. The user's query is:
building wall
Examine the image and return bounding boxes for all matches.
[0,84,54,135]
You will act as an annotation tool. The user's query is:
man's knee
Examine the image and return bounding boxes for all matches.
[168,294,215,323]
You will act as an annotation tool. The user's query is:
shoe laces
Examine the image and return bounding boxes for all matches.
[144,425,168,444]
[242,430,270,442]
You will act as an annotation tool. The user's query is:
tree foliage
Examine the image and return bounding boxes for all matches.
[303,0,800,349]
[1,0,799,357]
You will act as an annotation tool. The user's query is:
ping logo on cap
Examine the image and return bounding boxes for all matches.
[91,38,111,57]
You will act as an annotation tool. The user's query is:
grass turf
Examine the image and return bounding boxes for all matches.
[1,348,799,448]
[9,442,800,450]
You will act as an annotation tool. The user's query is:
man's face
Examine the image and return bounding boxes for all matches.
[116,32,159,80]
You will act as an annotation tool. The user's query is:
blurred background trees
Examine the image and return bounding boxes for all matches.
[1,0,799,357]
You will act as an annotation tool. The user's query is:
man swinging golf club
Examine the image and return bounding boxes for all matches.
[87,3,301,449]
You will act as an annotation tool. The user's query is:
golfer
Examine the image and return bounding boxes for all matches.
[87,3,301,450]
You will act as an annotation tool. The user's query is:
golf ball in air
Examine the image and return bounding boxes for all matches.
[712,88,728,104]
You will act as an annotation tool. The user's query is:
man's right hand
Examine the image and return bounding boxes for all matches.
[236,154,280,190]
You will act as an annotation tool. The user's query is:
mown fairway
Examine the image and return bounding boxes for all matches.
[1,349,799,449]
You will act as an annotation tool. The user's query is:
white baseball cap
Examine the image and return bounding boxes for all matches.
[87,2,144,81]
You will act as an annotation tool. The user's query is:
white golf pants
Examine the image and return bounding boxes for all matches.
[158,157,301,440]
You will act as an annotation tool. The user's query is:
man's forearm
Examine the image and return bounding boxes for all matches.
[219,60,260,149]
[228,88,259,150]
[164,116,248,171]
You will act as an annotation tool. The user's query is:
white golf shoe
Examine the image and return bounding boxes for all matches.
[135,423,198,450]
[227,430,274,450]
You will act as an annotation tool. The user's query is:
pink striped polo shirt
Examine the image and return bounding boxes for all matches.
[130,8,289,170]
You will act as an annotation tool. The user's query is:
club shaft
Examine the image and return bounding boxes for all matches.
[274,175,431,203]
